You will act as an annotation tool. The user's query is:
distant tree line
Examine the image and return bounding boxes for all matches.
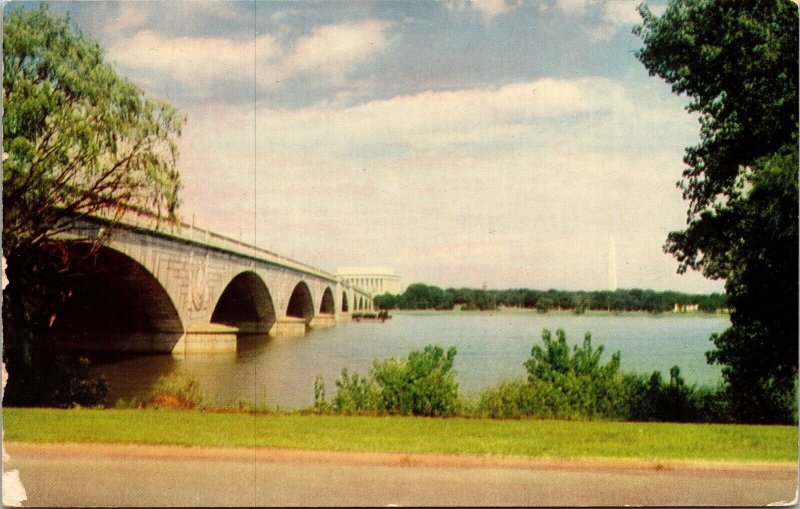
[373,283,727,314]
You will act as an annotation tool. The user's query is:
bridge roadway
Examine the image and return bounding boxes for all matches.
[49,210,374,353]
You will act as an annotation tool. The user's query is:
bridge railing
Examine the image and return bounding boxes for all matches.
[84,205,363,287]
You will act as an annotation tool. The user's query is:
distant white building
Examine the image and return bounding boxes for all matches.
[336,267,402,297]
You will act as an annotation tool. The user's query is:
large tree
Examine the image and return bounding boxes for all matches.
[3,6,183,404]
[635,0,798,422]
[3,6,183,254]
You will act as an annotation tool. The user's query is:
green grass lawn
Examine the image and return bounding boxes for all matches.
[4,408,796,463]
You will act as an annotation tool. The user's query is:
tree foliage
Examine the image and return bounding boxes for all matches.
[373,345,459,417]
[2,6,184,407]
[523,329,626,419]
[635,0,798,422]
[378,285,727,313]
[392,283,454,310]
[373,292,398,310]
[3,5,183,255]
[324,345,460,417]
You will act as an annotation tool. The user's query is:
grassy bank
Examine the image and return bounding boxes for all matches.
[3,408,795,463]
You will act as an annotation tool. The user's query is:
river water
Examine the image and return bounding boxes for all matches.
[90,311,729,408]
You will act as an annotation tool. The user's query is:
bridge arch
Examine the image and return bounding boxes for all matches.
[50,243,183,351]
[341,291,349,312]
[210,271,276,333]
[286,281,315,324]
[320,287,335,314]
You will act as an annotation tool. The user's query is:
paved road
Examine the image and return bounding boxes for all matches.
[5,443,797,506]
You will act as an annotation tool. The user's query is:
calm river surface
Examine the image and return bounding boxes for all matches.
[91,311,730,408]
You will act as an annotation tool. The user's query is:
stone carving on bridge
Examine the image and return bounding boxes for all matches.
[188,262,210,312]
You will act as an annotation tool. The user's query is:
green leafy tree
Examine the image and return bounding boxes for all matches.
[399,283,453,310]
[327,345,460,416]
[3,6,183,405]
[524,329,626,419]
[535,296,553,313]
[4,6,183,254]
[624,366,721,422]
[373,292,398,310]
[635,0,798,423]
[372,345,459,416]
[331,368,381,415]
[572,293,588,314]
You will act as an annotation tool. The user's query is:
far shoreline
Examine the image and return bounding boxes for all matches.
[388,308,730,318]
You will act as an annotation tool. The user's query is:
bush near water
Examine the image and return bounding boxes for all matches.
[16,329,785,424]
[316,345,459,417]
[316,329,761,423]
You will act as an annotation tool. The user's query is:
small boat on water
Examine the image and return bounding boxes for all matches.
[352,310,391,322]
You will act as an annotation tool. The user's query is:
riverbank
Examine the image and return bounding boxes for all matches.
[391,308,729,317]
[4,408,796,463]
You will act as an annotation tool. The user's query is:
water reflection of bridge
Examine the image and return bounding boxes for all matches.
[51,211,374,353]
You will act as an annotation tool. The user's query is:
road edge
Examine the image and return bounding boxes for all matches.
[6,441,797,479]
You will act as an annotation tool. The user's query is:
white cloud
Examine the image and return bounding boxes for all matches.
[101,3,150,36]
[283,20,390,83]
[108,30,280,88]
[99,2,248,40]
[552,0,641,41]
[251,76,684,159]
[172,74,715,291]
[445,0,523,20]
[603,0,642,27]
[554,0,599,14]
[107,20,391,97]
[586,24,618,41]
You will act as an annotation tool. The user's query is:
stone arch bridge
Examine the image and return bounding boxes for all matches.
[51,212,374,353]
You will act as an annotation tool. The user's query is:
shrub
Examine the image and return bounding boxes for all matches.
[523,329,628,419]
[43,356,108,408]
[372,345,459,416]
[313,375,329,413]
[331,368,380,414]
[3,353,109,408]
[625,367,733,423]
[474,379,539,419]
[327,345,460,417]
[144,372,203,409]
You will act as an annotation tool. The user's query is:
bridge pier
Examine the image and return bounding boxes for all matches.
[175,324,241,353]
[310,313,336,328]
[271,317,307,337]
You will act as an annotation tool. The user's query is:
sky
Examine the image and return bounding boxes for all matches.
[14,0,725,293]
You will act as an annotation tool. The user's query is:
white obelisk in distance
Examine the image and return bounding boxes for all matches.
[607,235,618,291]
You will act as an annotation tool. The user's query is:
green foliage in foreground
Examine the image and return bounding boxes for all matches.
[28,355,108,409]
[143,372,204,409]
[3,5,183,409]
[4,408,796,463]
[635,0,798,424]
[523,329,624,419]
[318,345,459,417]
[319,333,742,423]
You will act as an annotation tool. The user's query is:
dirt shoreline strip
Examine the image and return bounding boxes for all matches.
[6,441,797,479]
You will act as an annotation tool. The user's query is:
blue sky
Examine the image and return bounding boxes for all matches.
[14,0,724,293]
